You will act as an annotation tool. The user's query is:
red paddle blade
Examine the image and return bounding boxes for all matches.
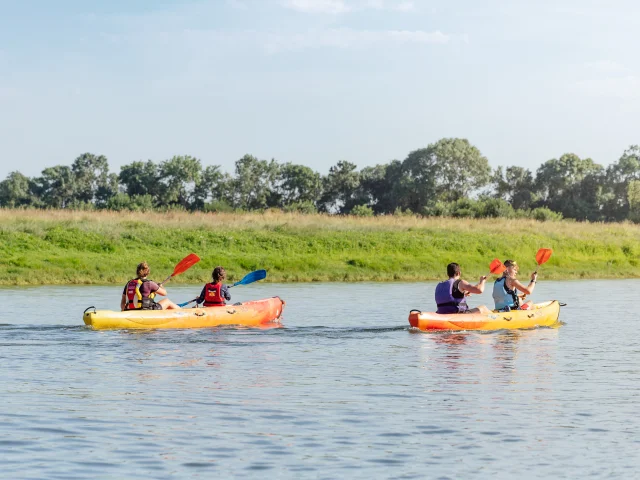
[536,248,553,266]
[489,258,506,275]
[171,253,200,277]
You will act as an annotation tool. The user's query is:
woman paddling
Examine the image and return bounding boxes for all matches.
[492,259,537,312]
[120,262,181,311]
[434,263,491,315]
[195,266,232,307]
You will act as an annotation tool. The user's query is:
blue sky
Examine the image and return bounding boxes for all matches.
[0,0,638,179]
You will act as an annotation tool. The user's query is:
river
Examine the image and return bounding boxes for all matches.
[1,280,639,478]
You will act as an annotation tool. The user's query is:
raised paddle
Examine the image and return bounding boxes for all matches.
[486,258,507,278]
[178,269,267,307]
[534,248,553,274]
[159,253,201,286]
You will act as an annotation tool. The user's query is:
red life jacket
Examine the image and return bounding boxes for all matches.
[203,282,225,307]
[125,278,154,310]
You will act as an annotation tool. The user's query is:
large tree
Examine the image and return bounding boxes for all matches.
[276,163,322,207]
[492,165,537,210]
[318,160,360,213]
[32,165,75,208]
[118,160,161,200]
[157,155,203,209]
[402,138,491,212]
[602,146,640,221]
[535,153,605,220]
[231,154,279,210]
[0,171,33,207]
[71,153,112,205]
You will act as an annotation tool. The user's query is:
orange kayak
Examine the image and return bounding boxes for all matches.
[84,297,285,330]
[408,300,561,331]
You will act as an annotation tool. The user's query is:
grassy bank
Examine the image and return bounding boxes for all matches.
[0,209,639,286]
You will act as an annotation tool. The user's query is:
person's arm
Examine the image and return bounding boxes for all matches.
[222,285,231,301]
[120,293,127,311]
[510,273,537,296]
[195,286,206,305]
[458,276,487,295]
[149,281,167,297]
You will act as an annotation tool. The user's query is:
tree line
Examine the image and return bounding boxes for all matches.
[1,138,639,222]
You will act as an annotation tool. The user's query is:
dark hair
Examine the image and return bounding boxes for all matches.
[446,262,461,278]
[137,262,150,278]
[212,266,226,283]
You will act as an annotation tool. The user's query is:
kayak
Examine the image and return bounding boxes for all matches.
[408,300,561,331]
[84,297,285,330]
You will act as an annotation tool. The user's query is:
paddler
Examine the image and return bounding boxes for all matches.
[492,259,537,311]
[195,266,231,307]
[434,263,491,314]
[120,262,181,311]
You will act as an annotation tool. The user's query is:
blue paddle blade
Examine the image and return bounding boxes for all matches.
[233,269,267,286]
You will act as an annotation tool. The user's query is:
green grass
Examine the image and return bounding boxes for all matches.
[0,208,639,285]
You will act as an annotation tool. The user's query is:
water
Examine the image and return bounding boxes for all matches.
[1,280,639,479]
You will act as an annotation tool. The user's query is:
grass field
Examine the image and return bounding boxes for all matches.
[0,209,639,285]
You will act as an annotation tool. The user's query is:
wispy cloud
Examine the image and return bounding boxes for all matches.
[263,28,450,53]
[282,0,414,14]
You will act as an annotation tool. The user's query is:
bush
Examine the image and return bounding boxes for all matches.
[203,200,234,213]
[530,207,563,222]
[351,204,374,217]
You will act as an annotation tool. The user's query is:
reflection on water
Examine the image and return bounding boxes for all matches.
[1,281,639,478]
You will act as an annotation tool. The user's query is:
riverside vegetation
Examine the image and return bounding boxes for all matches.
[1,209,639,286]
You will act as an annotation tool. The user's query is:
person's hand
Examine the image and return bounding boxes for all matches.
[464,291,471,297]
[530,272,538,282]
[479,275,487,282]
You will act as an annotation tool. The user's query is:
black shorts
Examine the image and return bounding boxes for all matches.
[141,302,162,311]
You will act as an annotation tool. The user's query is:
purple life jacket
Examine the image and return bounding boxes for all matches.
[434,278,468,314]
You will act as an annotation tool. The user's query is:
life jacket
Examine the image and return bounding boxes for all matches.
[125,278,155,310]
[493,276,519,311]
[203,282,226,307]
[434,278,467,314]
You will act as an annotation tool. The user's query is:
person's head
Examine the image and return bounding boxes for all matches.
[136,262,150,278]
[446,262,461,278]
[212,266,227,283]
[503,259,519,277]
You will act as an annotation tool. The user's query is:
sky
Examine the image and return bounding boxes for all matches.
[0,0,639,179]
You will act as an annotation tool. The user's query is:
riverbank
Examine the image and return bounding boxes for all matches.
[1,209,639,285]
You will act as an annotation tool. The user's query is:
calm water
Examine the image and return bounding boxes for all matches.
[1,280,639,479]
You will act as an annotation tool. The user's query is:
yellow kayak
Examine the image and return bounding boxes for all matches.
[408,300,561,331]
[84,297,285,330]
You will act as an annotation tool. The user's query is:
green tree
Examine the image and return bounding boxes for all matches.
[231,154,279,210]
[276,163,322,207]
[192,165,230,210]
[535,153,604,220]
[118,160,161,199]
[492,166,536,210]
[33,165,75,208]
[402,138,491,212]
[71,153,112,205]
[603,146,640,221]
[157,156,203,209]
[318,161,360,213]
[628,179,640,223]
[0,171,33,207]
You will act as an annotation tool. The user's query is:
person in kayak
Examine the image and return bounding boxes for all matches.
[196,266,231,307]
[120,262,181,311]
[434,263,491,314]
[492,259,537,311]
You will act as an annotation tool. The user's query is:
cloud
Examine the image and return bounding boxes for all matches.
[282,0,414,14]
[263,28,450,53]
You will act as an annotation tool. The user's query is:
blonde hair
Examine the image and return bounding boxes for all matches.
[136,262,150,278]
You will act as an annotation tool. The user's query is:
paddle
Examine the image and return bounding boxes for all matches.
[178,269,267,307]
[520,248,552,302]
[159,253,201,286]
[534,248,553,274]
[486,258,507,278]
